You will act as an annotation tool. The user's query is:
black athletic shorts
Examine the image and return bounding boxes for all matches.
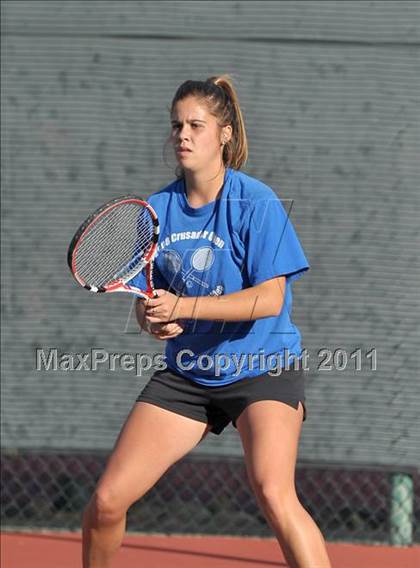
[136,366,307,435]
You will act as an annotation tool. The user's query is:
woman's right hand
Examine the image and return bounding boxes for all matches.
[136,297,184,340]
[149,321,185,340]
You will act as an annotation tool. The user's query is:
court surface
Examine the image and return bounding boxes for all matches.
[2,531,420,567]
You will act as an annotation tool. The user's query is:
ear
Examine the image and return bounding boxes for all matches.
[221,124,233,144]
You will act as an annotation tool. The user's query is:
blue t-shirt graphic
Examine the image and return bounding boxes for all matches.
[130,168,310,386]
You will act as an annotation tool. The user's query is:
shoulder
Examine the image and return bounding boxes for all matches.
[228,169,279,205]
[227,170,291,242]
[227,169,282,222]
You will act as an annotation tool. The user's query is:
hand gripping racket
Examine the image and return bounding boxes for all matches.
[67,196,159,299]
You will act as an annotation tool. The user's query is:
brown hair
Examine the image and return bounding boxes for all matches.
[170,74,248,171]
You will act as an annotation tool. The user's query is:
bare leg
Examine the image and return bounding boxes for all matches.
[82,402,211,568]
[237,401,332,568]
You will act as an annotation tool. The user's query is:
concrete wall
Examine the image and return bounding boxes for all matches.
[2,1,419,468]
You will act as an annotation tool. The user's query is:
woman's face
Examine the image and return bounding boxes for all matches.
[170,96,230,174]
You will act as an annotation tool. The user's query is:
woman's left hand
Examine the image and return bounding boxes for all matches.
[145,289,183,323]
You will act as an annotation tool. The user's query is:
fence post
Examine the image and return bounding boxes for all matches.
[390,472,413,545]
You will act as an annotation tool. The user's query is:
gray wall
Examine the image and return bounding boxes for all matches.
[2,1,419,469]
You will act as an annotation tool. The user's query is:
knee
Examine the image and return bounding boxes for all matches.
[253,480,298,511]
[84,487,126,527]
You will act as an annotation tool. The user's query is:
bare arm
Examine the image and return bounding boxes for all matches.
[145,276,286,324]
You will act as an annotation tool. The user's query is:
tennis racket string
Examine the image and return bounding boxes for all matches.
[75,204,155,287]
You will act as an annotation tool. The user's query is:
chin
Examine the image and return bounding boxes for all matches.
[175,155,193,167]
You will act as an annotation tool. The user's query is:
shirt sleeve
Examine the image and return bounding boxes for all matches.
[244,196,310,286]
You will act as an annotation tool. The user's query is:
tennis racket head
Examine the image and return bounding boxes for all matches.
[67,196,159,298]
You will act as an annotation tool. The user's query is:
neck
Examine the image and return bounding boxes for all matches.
[184,165,226,208]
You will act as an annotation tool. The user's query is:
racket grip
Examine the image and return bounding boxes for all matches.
[145,262,158,299]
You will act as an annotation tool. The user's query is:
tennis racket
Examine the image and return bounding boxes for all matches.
[67,196,159,299]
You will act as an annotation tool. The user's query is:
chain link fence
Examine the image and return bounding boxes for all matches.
[2,451,419,545]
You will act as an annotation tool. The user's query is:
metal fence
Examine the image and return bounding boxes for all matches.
[2,451,419,545]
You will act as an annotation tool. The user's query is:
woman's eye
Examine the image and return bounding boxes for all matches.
[171,123,201,131]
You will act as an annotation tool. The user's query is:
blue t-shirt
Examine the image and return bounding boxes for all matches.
[130,168,310,386]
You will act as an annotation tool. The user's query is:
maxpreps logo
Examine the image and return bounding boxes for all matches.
[35,348,166,376]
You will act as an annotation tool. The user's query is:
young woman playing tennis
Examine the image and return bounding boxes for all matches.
[82,75,332,568]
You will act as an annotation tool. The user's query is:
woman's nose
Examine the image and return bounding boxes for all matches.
[178,125,190,140]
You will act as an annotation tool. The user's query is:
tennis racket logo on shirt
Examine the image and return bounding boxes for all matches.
[67,196,159,299]
[163,246,215,290]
